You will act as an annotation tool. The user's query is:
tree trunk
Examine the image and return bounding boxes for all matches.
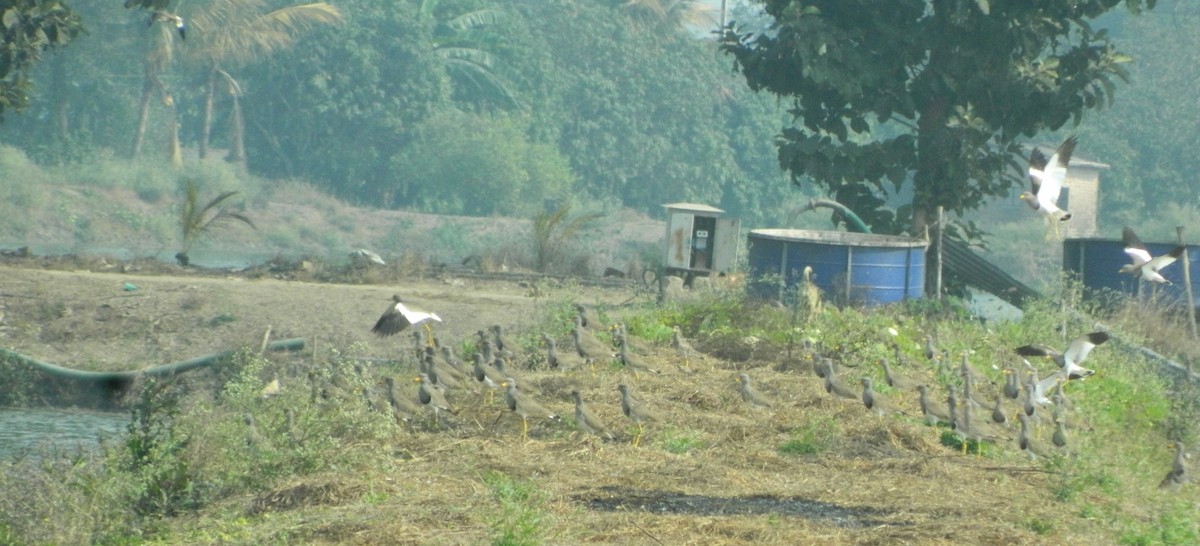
[199,65,216,160]
[50,53,68,141]
[914,1,956,296]
[168,96,182,168]
[228,93,246,168]
[132,69,154,160]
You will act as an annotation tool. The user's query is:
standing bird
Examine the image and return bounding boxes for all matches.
[1159,441,1189,491]
[672,326,703,370]
[491,324,520,355]
[472,352,505,388]
[571,390,614,440]
[1020,135,1076,240]
[573,319,612,364]
[1018,413,1052,460]
[612,323,653,356]
[543,334,585,370]
[923,334,943,361]
[149,10,186,40]
[616,336,662,376]
[1119,227,1186,285]
[1015,331,1110,381]
[917,384,951,427]
[879,358,920,390]
[372,295,442,342]
[860,377,897,416]
[822,360,859,402]
[415,373,456,423]
[575,304,605,332]
[1002,367,1021,400]
[1051,413,1069,451]
[383,376,420,423]
[737,373,775,409]
[799,266,822,319]
[990,395,1010,428]
[617,383,658,447]
[503,378,559,439]
[814,356,836,380]
[958,397,1011,455]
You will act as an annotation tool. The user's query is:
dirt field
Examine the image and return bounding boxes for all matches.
[0,256,1175,545]
[0,258,636,374]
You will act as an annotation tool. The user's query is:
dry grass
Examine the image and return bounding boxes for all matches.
[2,279,1199,545]
[146,340,1192,544]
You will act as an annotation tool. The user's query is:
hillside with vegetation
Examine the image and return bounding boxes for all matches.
[0,2,1199,543]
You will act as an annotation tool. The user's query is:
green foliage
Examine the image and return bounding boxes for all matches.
[531,203,602,273]
[659,426,708,454]
[0,146,51,216]
[1025,518,1054,536]
[779,416,838,455]
[0,0,82,120]
[123,378,201,517]
[390,111,576,216]
[720,0,1155,239]
[482,471,545,546]
[177,178,256,256]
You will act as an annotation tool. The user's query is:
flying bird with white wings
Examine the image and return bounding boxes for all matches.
[149,10,186,41]
[1020,135,1077,240]
[1118,227,1186,285]
[372,294,442,342]
[1015,331,1110,381]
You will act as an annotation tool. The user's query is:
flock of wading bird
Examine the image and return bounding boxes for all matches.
[247,135,1192,492]
[248,292,1191,492]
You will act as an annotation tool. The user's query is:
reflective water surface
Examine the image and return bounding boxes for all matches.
[0,407,127,458]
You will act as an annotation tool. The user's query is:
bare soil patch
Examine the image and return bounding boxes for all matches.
[0,257,634,375]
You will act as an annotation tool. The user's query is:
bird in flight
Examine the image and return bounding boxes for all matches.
[1015,331,1110,382]
[1118,227,1185,285]
[1020,135,1076,240]
[149,10,186,41]
[372,294,442,341]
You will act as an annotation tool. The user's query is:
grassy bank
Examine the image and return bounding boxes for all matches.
[1,278,1197,545]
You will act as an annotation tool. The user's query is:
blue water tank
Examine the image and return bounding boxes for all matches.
[1063,237,1199,306]
[747,229,927,306]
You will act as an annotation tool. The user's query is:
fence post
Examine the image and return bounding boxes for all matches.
[935,206,944,300]
[1176,226,1197,339]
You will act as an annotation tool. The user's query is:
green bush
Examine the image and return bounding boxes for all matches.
[482,471,546,546]
[388,111,576,216]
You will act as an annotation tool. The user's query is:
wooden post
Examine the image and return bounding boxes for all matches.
[935,206,944,300]
[1176,226,1198,339]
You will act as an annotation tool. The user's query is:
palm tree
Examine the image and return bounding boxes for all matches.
[132,11,184,166]
[185,0,343,165]
[532,204,602,273]
[176,179,255,266]
[420,0,520,110]
[622,0,717,29]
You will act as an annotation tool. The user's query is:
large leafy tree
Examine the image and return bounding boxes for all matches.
[419,0,517,110]
[184,0,343,165]
[527,1,789,220]
[0,0,82,121]
[1078,2,1200,226]
[241,0,452,199]
[721,0,1155,239]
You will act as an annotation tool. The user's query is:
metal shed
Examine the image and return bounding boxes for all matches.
[662,203,740,283]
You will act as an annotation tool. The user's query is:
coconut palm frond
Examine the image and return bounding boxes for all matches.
[179,180,256,254]
[445,8,504,32]
[189,2,343,66]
